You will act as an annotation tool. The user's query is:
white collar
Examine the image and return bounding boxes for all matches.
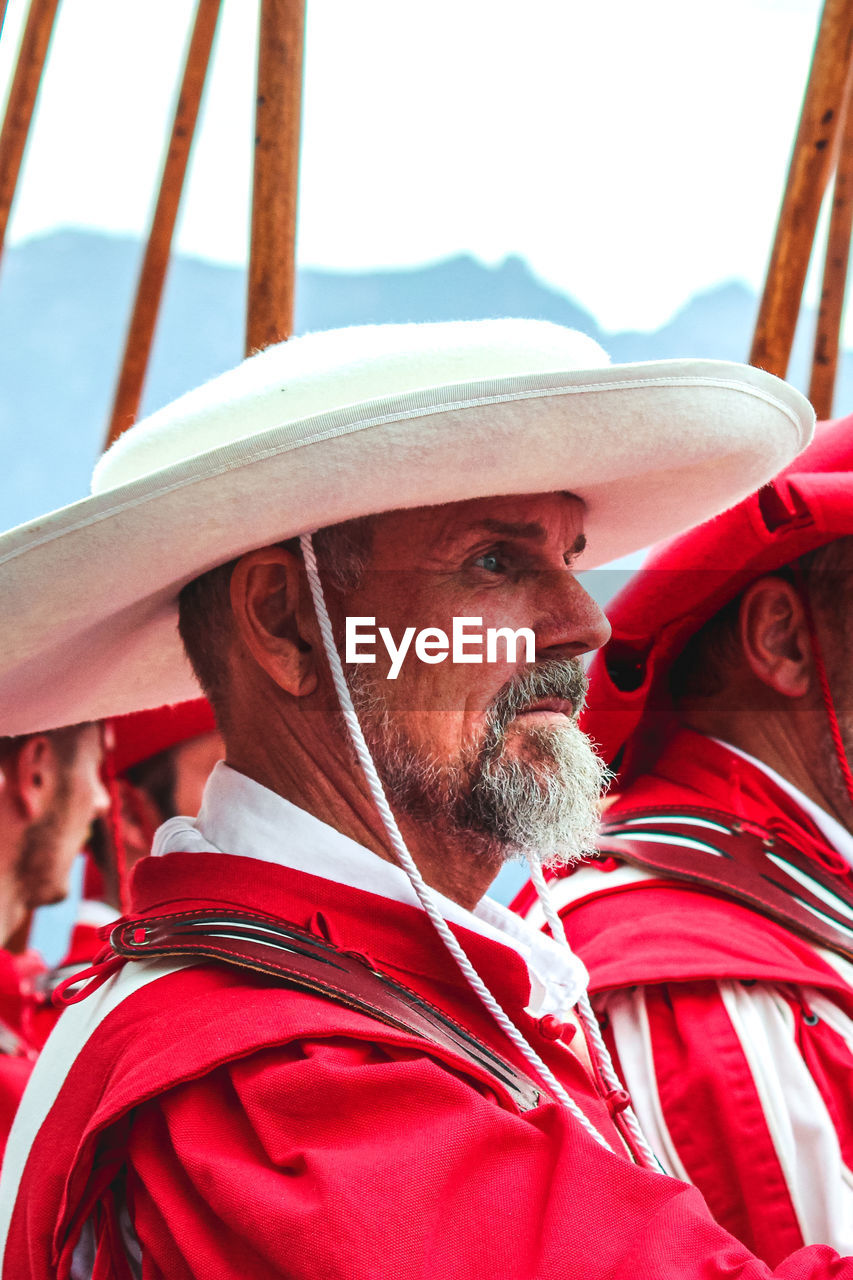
[711,737,853,867]
[153,761,588,1016]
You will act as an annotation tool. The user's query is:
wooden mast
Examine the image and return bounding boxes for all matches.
[104,0,223,449]
[246,0,305,354]
[809,73,853,416]
[0,0,60,267]
[750,0,853,408]
[0,0,61,954]
[100,0,306,448]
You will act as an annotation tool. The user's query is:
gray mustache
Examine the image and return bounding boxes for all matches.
[485,659,589,736]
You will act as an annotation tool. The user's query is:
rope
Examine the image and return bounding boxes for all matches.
[299,532,617,1154]
[528,859,661,1170]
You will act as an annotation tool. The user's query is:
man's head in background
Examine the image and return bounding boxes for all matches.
[0,725,108,945]
[89,701,223,912]
[583,414,853,826]
[667,534,853,827]
[124,729,224,823]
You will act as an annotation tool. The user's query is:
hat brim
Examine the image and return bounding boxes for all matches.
[0,359,812,734]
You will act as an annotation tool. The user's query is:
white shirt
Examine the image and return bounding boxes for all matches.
[154,761,589,1019]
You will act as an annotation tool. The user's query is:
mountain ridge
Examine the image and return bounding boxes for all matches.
[0,229,845,532]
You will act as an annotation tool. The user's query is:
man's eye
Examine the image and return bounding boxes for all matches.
[474,552,505,574]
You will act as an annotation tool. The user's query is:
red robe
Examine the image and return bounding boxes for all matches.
[514,730,853,1264]
[2,845,852,1279]
[29,893,118,1050]
[0,949,42,1165]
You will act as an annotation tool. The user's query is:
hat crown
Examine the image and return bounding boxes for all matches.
[92,319,611,495]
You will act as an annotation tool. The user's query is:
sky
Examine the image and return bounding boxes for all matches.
[0,0,836,339]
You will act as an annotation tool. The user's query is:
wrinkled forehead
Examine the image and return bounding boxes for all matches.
[367,490,586,553]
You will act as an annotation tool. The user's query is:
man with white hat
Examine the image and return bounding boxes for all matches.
[514,413,853,1264]
[0,319,841,1277]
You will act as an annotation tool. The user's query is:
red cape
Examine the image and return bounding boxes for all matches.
[7,847,847,1278]
[515,730,853,1000]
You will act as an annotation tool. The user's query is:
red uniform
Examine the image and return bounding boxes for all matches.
[2,792,853,1278]
[509,413,853,1260]
[515,729,853,1263]
[0,950,42,1164]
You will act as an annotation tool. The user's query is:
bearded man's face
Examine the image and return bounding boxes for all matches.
[16,724,109,909]
[334,492,612,868]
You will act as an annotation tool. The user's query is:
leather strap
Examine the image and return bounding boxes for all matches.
[597,804,853,963]
[110,909,542,1113]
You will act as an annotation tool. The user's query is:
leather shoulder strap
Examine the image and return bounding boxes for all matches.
[110,909,542,1113]
[597,804,853,963]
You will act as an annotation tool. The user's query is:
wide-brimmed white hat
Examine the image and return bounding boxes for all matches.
[0,318,813,735]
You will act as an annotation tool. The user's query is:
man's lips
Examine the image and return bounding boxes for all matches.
[513,698,576,719]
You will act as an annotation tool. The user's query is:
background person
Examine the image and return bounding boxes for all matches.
[0,724,107,1155]
[514,413,853,1262]
[51,699,221,984]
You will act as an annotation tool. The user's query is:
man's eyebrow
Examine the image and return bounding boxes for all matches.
[474,520,548,542]
[466,523,588,557]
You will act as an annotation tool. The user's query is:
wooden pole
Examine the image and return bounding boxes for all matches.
[0,3,11,40]
[104,0,222,449]
[750,0,853,377]
[0,0,60,268]
[809,76,853,417]
[246,0,306,355]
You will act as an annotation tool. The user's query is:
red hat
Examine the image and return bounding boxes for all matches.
[108,698,217,777]
[582,413,853,775]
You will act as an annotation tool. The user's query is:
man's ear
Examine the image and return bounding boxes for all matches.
[229,546,319,697]
[739,576,812,699]
[9,736,59,821]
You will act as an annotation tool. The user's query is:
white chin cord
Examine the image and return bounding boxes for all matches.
[300,531,660,1170]
[527,858,660,1167]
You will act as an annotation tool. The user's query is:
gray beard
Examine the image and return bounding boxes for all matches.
[347,659,610,870]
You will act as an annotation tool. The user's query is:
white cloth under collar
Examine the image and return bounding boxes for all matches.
[712,737,853,868]
[154,762,588,1017]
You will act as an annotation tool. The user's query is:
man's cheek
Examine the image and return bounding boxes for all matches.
[392,703,470,758]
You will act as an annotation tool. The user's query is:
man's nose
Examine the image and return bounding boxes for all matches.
[535,573,611,659]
